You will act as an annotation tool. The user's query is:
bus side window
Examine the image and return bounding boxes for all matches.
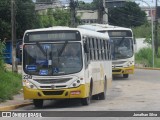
[86,37,90,63]
[108,43,112,60]
[99,39,103,60]
[101,40,104,60]
[89,38,92,60]
[92,38,96,60]
[110,43,112,60]
[103,40,106,60]
[94,38,98,60]
[96,39,99,60]
[107,41,110,60]
[105,41,108,60]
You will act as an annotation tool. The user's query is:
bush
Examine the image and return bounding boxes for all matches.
[0,40,6,69]
[135,47,152,67]
[0,40,22,102]
[0,69,22,102]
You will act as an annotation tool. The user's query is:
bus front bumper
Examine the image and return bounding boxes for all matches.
[112,65,134,75]
[23,84,89,100]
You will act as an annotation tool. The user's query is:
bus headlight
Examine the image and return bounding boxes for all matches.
[23,80,37,89]
[69,79,81,88]
[127,61,133,66]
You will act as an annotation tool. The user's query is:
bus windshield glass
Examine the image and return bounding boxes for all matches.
[111,38,133,60]
[23,42,82,75]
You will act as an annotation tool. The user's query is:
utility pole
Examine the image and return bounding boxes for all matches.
[154,0,159,57]
[98,0,103,24]
[103,0,108,24]
[11,0,18,73]
[70,0,76,27]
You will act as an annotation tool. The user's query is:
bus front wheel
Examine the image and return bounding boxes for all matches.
[81,82,92,105]
[123,74,129,78]
[33,99,43,108]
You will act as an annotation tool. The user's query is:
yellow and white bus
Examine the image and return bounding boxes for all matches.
[78,24,135,78]
[22,26,112,108]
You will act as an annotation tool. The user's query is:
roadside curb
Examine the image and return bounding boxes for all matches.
[135,67,160,70]
[0,102,33,111]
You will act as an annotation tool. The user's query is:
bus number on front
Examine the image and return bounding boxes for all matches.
[23,75,32,79]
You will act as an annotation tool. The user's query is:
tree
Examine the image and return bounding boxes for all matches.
[0,0,11,40]
[78,0,99,10]
[16,0,37,39]
[0,0,37,40]
[132,23,152,44]
[0,40,6,69]
[52,9,71,26]
[35,8,73,27]
[108,2,147,27]
[36,9,55,28]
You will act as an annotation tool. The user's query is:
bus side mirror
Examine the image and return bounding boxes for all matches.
[84,41,89,53]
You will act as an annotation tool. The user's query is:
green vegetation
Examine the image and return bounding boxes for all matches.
[0,40,5,69]
[0,0,73,40]
[132,23,159,47]
[135,47,160,68]
[108,2,147,27]
[78,0,147,27]
[0,41,22,102]
[78,0,98,10]
[135,47,152,67]
[132,24,151,39]
[0,69,22,102]
[0,0,148,40]
[133,23,160,65]
[0,0,37,40]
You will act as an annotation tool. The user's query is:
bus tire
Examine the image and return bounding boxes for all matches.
[33,99,43,108]
[123,74,129,78]
[81,81,92,105]
[92,94,99,100]
[99,77,107,100]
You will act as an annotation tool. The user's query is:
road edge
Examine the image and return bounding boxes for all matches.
[0,102,33,111]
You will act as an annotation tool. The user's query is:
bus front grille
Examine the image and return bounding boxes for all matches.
[42,90,64,95]
[34,78,71,84]
[40,85,67,89]
[112,61,126,64]
[112,69,121,72]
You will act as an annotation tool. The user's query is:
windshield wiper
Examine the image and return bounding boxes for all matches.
[36,42,47,57]
[58,40,68,57]
[118,37,125,45]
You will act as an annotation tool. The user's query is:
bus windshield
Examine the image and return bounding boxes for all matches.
[111,37,133,60]
[23,42,82,75]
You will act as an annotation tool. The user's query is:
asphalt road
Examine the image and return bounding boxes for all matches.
[14,69,160,112]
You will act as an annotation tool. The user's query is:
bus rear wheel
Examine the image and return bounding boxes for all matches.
[33,99,43,108]
[123,74,129,78]
[99,78,107,100]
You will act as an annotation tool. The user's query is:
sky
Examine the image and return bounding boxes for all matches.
[135,0,159,7]
[32,0,159,7]
[80,0,160,7]
[62,0,159,7]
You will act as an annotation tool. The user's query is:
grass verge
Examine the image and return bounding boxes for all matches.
[0,68,22,102]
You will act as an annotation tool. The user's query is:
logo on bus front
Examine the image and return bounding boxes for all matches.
[39,70,48,75]
[51,85,55,89]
